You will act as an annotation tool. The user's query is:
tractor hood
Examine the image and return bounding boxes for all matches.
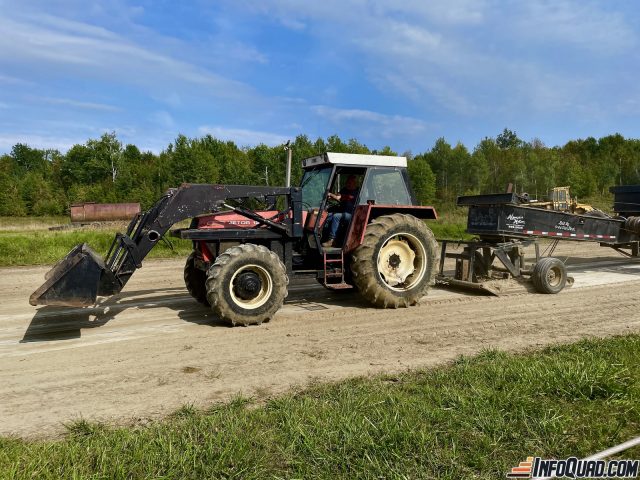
[196,210,284,229]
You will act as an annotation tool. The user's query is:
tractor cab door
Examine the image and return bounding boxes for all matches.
[300,165,366,248]
[319,167,366,244]
[300,165,332,236]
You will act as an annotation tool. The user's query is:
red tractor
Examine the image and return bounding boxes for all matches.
[31,153,439,326]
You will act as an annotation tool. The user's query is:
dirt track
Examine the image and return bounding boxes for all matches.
[1,242,640,438]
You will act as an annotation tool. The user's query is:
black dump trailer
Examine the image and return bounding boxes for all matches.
[610,185,640,217]
[436,193,640,295]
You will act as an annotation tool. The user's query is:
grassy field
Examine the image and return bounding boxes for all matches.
[0,194,615,266]
[428,207,469,241]
[0,216,467,267]
[0,230,194,266]
[1,335,639,479]
[0,216,70,231]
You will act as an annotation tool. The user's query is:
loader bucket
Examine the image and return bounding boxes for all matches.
[29,243,118,307]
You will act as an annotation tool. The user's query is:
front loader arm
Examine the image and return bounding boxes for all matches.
[30,183,298,307]
[106,184,296,285]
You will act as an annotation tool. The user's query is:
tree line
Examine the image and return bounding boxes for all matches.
[1,129,639,216]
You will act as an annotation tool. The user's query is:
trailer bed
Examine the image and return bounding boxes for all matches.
[458,193,636,245]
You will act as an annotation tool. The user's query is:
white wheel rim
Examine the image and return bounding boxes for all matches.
[376,233,427,291]
[229,264,273,310]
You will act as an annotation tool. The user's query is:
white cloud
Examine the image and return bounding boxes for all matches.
[30,96,120,112]
[0,12,257,100]
[312,105,429,138]
[0,74,35,86]
[197,126,290,146]
[230,0,637,120]
[370,0,487,26]
[0,133,83,152]
[151,111,175,129]
[514,1,636,53]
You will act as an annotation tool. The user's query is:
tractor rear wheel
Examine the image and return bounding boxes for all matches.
[350,214,438,308]
[184,251,209,306]
[205,244,288,326]
[532,257,567,294]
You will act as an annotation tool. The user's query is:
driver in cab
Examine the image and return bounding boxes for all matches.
[322,174,359,248]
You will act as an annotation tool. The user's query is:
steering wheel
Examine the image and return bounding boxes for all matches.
[325,193,339,204]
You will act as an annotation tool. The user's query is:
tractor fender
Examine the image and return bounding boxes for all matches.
[343,204,437,253]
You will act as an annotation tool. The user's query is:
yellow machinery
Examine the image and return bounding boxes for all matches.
[529,186,595,214]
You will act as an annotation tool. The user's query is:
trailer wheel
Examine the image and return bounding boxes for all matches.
[350,214,438,308]
[206,244,288,326]
[532,257,567,294]
[184,252,210,306]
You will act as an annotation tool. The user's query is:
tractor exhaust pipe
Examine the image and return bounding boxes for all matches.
[284,140,292,187]
[29,243,120,307]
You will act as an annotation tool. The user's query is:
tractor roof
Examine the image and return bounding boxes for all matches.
[302,152,407,169]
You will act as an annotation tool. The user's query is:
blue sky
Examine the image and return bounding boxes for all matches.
[1,0,639,154]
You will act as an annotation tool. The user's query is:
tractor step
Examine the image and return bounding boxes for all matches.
[322,249,348,287]
[323,282,353,290]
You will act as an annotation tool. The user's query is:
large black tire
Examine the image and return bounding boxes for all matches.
[532,257,567,294]
[350,214,438,308]
[205,244,288,326]
[184,252,209,306]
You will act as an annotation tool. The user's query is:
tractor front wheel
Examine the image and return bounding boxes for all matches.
[350,214,438,308]
[205,244,288,326]
[184,251,209,306]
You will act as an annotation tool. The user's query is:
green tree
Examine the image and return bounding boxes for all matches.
[496,128,522,150]
[11,144,47,174]
[425,137,453,200]
[0,154,27,215]
[407,157,436,205]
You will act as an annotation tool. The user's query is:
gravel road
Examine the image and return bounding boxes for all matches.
[1,242,639,438]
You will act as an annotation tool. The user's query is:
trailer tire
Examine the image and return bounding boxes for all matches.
[184,252,210,306]
[351,213,438,308]
[532,257,567,294]
[206,244,288,326]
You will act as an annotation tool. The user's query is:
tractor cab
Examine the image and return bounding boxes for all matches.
[299,152,415,252]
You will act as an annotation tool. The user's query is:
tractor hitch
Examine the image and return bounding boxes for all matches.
[29,243,120,307]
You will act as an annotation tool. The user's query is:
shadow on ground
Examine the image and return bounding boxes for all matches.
[21,282,372,343]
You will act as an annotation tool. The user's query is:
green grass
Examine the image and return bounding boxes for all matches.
[428,219,471,241]
[427,206,471,241]
[2,335,640,479]
[0,219,465,267]
[0,216,70,232]
[0,230,193,266]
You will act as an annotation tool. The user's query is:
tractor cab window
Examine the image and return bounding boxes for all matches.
[360,168,411,205]
[300,166,332,209]
[330,168,365,195]
[326,167,365,214]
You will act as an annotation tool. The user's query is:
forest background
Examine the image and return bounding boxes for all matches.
[2,128,638,216]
